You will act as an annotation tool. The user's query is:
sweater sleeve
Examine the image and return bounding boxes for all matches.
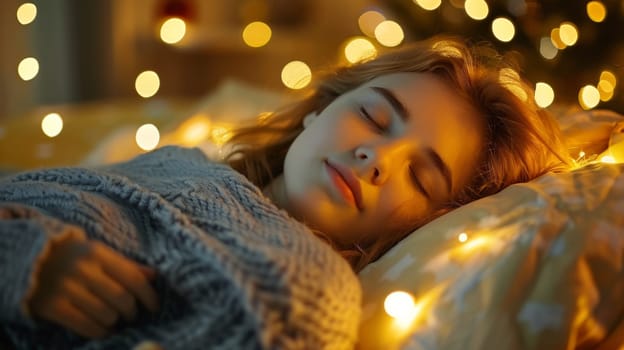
[0,203,85,326]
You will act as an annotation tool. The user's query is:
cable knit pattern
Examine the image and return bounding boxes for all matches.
[0,146,361,350]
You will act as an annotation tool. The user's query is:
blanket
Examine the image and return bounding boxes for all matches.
[0,146,361,350]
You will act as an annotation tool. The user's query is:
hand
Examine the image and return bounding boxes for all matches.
[28,233,159,339]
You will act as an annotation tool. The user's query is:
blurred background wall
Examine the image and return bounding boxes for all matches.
[1,0,623,119]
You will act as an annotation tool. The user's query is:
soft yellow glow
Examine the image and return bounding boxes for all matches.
[135,124,160,151]
[539,36,558,59]
[460,236,492,254]
[135,71,160,98]
[458,232,468,243]
[211,126,232,146]
[558,22,579,46]
[176,114,212,145]
[491,17,515,42]
[601,155,616,163]
[41,113,63,138]
[579,151,586,158]
[384,291,420,322]
[587,1,607,22]
[358,10,386,37]
[579,85,600,110]
[535,82,555,108]
[374,20,404,47]
[242,21,272,48]
[18,57,39,81]
[281,61,312,90]
[550,28,567,49]
[344,37,377,63]
[598,81,615,102]
[465,0,489,20]
[17,3,37,25]
[160,17,186,44]
[414,0,442,11]
[600,70,617,89]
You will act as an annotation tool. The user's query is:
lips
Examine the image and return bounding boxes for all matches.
[324,160,364,211]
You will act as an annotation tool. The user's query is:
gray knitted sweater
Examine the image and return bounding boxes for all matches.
[0,146,361,350]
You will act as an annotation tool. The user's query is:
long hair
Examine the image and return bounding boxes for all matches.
[225,36,571,272]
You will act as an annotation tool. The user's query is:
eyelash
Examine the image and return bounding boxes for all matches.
[359,107,387,131]
[409,165,431,199]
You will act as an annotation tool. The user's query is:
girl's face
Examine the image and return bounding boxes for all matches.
[267,72,485,248]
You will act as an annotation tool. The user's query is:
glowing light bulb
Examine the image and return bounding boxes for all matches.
[535,82,555,108]
[384,291,419,321]
[281,61,311,90]
[414,0,442,11]
[135,124,160,151]
[358,10,386,38]
[587,1,607,22]
[579,151,586,158]
[344,37,377,63]
[16,3,37,25]
[558,22,579,46]
[135,71,160,98]
[160,17,186,44]
[465,0,489,20]
[579,85,600,110]
[374,20,404,47]
[539,37,558,60]
[491,17,515,42]
[41,113,63,138]
[242,21,272,48]
[18,57,39,81]
[458,232,468,243]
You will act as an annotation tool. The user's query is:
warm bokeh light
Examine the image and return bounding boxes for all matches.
[550,28,567,49]
[600,70,617,89]
[16,3,37,25]
[539,37,558,59]
[135,71,160,98]
[491,17,515,42]
[414,0,442,11]
[458,232,468,243]
[281,60,312,90]
[601,155,616,163]
[535,82,555,108]
[598,81,615,102]
[41,113,63,138]
[358,10,386,38]
[465,0,489,20]
[558,22,579,46]
[579,85,600,110]
[18,57,39,81]
[242,21,272,48]
[344,37,377,63]
[374,20,404,47]
[587,1,607,22]
[160,17,186,44]
[135,124,160,151]
[384,291,419,322]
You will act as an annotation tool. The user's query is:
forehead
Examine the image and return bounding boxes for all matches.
[359,72,485,190]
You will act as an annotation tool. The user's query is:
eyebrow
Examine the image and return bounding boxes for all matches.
[371,86,453,194]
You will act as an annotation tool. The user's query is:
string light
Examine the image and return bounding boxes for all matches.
[17,57,39,81]
[384,291,420,323]
[374,20,404,47]
[550,28,567,49]
[135,124,160,151]
[579,85,600,110]
[135,71,160,98]
[535,82,555,108]
[242,21,272,48]
[358,10,386,38]
[344,37,377,64]
[16,3,37,25]
[41,113,63,138]
[281,60,311,90]
[558,22,579,46]
[458,232,468,243]
[587,1,607,22]
[160,17,187,44]
[464,0,489,21]
[539,37,558,60]
[491,17,515,42]
[414,0,442,11]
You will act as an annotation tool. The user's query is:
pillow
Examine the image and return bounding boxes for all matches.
[357,111,624,349]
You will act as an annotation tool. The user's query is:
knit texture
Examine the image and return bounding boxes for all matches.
[0,146,362,350]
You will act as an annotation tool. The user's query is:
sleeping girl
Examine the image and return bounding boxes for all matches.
[0,36,569,349]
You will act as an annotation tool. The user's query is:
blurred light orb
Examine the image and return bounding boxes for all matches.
[374,20,404,47]
[465,0,489,20]
[458,232,468,242]
[491,17,515,42]
[600,70,617,89]
[41,113,63,138]
[539,37,558,60]
[598,82,615,102]
[587,1,607,22]
[550,28,567,49]
[344,37,377,63]
[579,85,600,110]
[160,17,186,44]
[414,0,442,11]
[135,124,160,151]
[18,57,39,81]
[358,10,386,38]
[535,82,555,108]
[601,155,616,164]
[242,21,272,48]
[281,61,311,90]
[17,3,37,25]
[558,22,579,46]
[135,71,160,98]
[384,291,418,320]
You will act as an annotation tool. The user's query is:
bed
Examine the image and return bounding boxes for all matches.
[1,80,623,349]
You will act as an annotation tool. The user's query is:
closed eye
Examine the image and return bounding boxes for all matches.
[409,165,431,199]
[359,106,387,131]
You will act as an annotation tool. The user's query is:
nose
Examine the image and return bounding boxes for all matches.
[354,141,411,186]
